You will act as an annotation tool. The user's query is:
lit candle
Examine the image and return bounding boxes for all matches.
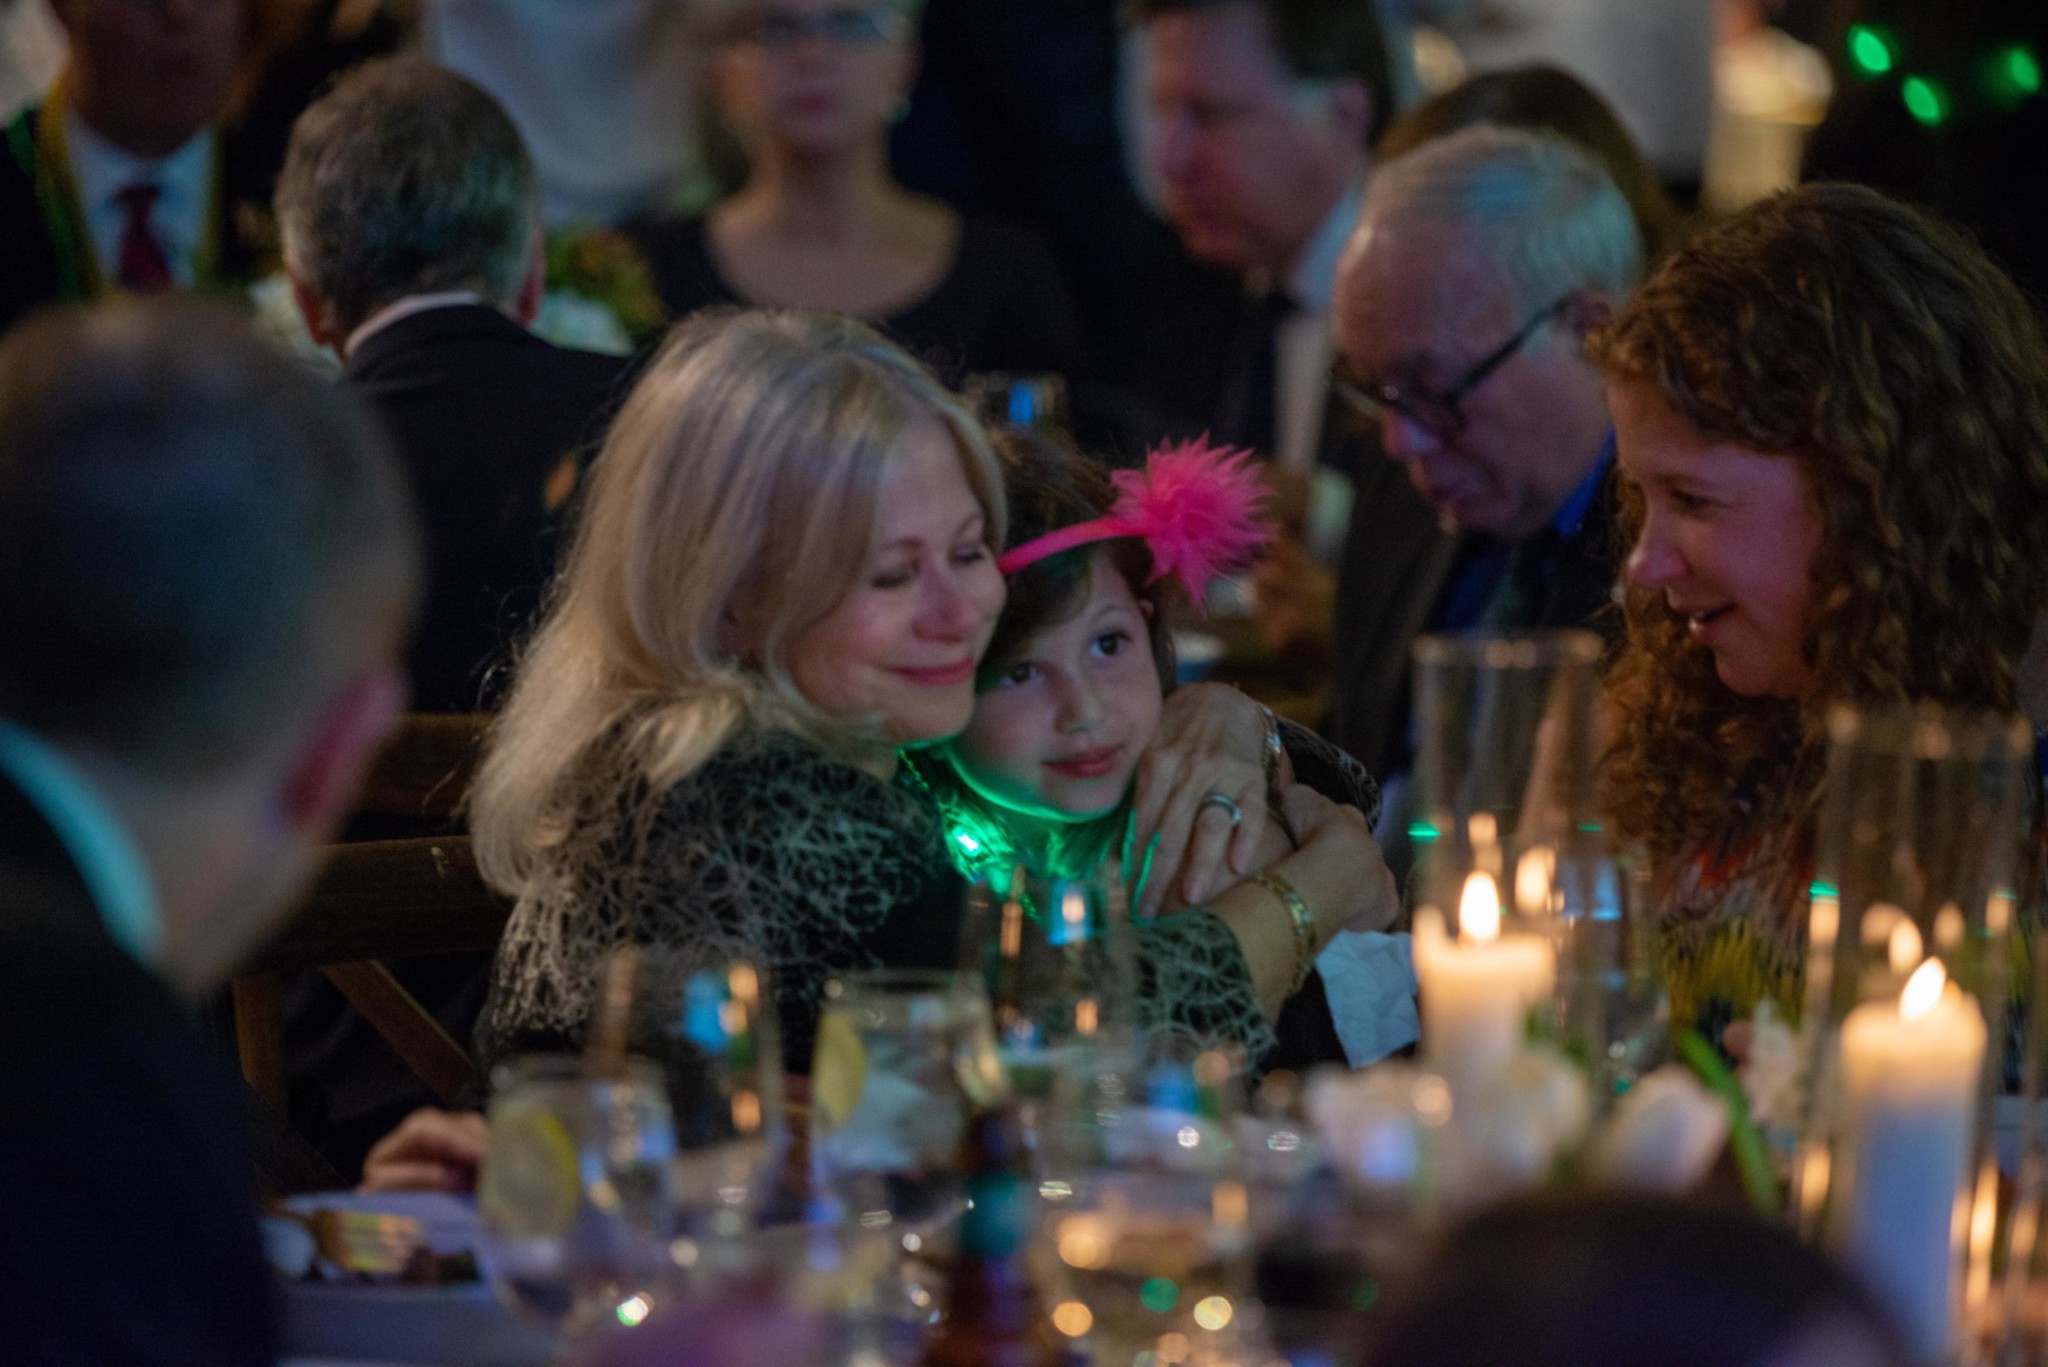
[1834,957,1986,1361]
[1413,871,1556,1099]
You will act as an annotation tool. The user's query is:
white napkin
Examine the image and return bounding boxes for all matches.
[1316,930,1420,1068]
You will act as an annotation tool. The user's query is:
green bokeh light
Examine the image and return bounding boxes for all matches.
[1902,75,1951,126]
[1847,24,1895,76]
[2009,46,2043,94]
[1140,1277,1180,1313]
[1407,822,1439,844]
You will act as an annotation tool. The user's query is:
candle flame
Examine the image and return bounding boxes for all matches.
[1514,846,1555,918]
[1888,919,1924,976]
[1061,884,1087,928]
[1460,871,1502,944]
[1901,957,1947,1021]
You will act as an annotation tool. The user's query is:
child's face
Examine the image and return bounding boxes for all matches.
[947,552,1164,821]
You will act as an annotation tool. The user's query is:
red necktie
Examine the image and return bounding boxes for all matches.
[114,183,173,292]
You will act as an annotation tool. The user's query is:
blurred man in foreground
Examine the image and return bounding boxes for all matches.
[0,299,419,1362]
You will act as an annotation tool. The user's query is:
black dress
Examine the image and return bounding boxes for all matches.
[626,212,1087,388]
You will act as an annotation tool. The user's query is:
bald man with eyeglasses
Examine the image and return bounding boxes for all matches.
[1325,124,1641,859]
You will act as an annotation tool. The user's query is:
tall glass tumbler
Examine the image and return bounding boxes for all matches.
[1409,631,1623,1097]
[1792,702,2031,1364]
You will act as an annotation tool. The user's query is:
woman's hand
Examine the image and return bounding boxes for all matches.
[1276,783,1399,936]
[1134,683,1281,914]
[359,1107,489,1194]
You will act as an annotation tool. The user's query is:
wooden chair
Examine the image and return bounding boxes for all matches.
[231,715,505,1191]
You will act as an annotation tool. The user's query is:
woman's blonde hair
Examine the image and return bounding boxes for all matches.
[471,308,1004,899]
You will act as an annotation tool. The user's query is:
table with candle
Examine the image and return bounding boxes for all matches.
[1412,867,1557,1102]
[1833,956,1987,1362]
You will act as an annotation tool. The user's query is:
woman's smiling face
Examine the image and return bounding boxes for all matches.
[946,551,1164,821]
[1611,378,1821,700]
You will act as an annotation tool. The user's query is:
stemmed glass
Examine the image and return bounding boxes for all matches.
[1039,1039,1263,1366]
[807,968,1007,1233]
[959,864,1142,1175]
[475,1053,679,1334]
[475,953,786,1336]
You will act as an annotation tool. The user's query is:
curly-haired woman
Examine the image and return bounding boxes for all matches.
[1588,182,2048,1048]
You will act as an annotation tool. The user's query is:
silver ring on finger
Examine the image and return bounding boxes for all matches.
[1198,792,1244,829]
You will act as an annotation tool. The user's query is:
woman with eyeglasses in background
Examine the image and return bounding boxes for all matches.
[628,0,1086,391]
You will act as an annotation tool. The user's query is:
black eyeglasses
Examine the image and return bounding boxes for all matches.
[1332,295,1574,440]
[730,5,907,49]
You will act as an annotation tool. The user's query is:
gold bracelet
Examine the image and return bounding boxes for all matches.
[1249,870,1315,997]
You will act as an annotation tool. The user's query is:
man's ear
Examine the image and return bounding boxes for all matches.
[513,231,546,328]
[287,268,343,354]
[1560,291,1616,343]
[280,668,408,838]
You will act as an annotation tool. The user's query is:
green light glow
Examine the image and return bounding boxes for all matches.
[2009,46,2043,94]
[1998,44,2031,97]
[1407,822,1439,844]
[1902,75,1951,126]
[1847,24,1894,76]
[1140,1277,1180,1313]
[1809,881,1839,900]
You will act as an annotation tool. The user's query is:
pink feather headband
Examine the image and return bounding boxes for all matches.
[996,436,1273,601]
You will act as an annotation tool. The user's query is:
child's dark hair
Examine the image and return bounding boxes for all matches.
[981,429,1176,692]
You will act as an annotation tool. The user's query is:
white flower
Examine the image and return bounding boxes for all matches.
[1740,999,1801,1130]
[1590,1065,1730,1192]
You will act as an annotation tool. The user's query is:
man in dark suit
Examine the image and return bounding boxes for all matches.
[0,299,419,1362]
[0,0,269,337]
[278,57,630,717]
[1328,125,1641,820]
[274,57,627,1176]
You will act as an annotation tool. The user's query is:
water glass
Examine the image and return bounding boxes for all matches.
[808,969,1006,1231]
[650,960,788,1265]
[1792,702,2031,1362]
[959,866,1142,1168]
[476,1054,679,1333]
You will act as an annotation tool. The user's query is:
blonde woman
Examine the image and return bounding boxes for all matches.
[364,310,1390,1190]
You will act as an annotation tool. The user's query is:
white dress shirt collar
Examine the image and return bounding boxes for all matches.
[62,106,214,289]
[343,290,492,359]
[0,716,162,968]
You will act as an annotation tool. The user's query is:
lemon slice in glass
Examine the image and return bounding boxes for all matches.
[478,1103,581,1239]
[810,1010,868,1130]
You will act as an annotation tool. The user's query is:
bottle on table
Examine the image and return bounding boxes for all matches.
[920,1106,1080,1367]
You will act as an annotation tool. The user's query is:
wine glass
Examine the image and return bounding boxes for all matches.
[638,957,788,1275]
[1039,1039,1263,1365]
[959,865,1142,1173]
[475,1054,679,1334]
[808,968,1006,1233]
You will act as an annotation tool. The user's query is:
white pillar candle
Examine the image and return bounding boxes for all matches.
[1414,871,1556,1099]
[1835,958,1986,1362]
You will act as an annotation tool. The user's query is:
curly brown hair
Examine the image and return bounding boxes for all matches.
[1588,181,2048,873]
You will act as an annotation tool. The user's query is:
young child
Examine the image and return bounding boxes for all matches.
[911,431,1414,1064]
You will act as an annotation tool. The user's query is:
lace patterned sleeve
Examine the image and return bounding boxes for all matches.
[1133,909,1277,1062]
[475,729,960,1079]
[1280,719,1381,825]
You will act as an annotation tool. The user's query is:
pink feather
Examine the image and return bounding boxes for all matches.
[1107,436,1273,601]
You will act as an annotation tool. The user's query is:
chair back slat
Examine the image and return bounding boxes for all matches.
[321,960,479,1104]
[244,836,511,976]
[350,713,487,821]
